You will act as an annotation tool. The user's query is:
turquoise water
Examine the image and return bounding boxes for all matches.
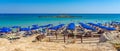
[0,14,120,27]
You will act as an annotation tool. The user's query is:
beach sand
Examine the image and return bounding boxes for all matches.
[0,35,117,51]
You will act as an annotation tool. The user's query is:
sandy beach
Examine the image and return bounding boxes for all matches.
[0,35,117,51]
[1,0,120,51]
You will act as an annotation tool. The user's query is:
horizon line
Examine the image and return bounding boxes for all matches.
[1,12,120,14]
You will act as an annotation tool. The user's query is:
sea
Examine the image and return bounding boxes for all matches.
[0,14,120,27]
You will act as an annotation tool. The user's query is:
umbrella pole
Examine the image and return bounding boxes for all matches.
[72,30,74,39]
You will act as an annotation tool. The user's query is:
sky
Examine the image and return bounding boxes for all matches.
[0,0,120,13]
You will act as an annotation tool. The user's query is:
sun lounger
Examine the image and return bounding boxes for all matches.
[92,32,101,37]
[0,34,6,38]
[23,33,32,37]
[7,35,20,40]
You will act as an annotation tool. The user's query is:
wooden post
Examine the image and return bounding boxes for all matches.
[81,35,83,43]
[55,31,58,40]
[49,37,51,42]
[64,34,66,43]
[67,34,69,39]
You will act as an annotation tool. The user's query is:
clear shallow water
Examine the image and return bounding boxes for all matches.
[0,14,120,27]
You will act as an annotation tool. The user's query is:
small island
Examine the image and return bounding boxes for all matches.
[38,14,82,18]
